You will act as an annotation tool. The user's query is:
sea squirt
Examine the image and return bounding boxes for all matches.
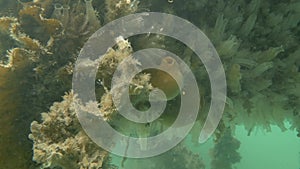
[145,56,183,100]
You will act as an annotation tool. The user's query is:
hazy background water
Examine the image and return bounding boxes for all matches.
[197,124,299,169]
[110,122,299,169]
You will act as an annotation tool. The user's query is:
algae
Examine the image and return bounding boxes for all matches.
[0,0,299,168]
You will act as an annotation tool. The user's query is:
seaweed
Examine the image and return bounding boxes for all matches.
[0,0,299,168]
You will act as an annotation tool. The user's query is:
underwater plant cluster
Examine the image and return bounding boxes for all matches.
[0,0,299,168]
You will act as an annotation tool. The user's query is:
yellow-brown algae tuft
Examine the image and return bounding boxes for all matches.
[40,18,63,36]
[19,5,44,22]
[5,48,33,68]
[17,36,42,51]
[0,17,17,33]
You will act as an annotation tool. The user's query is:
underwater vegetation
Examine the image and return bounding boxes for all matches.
[0,0,102,168]
[119,141,206,169]
[29,92,116,169]
[210,128,241,169]
[0,0,299,168]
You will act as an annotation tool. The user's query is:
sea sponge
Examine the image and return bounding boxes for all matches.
[144,56,183,100]
[51,0,100,38]
[85,0,101,30]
